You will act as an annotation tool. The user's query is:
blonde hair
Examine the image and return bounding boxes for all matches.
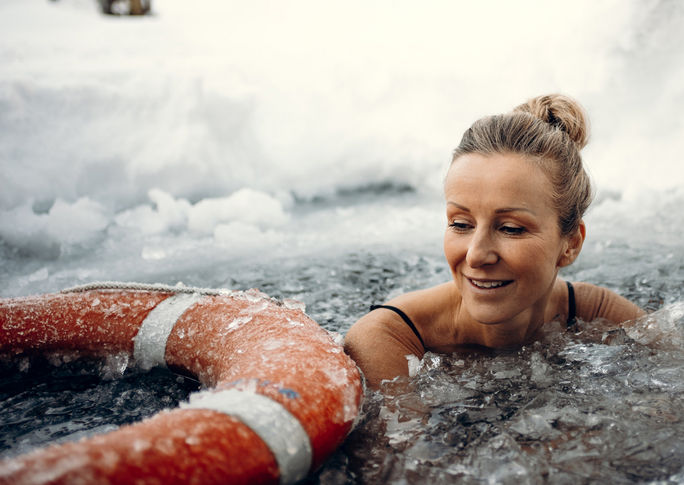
[451,94,593,236]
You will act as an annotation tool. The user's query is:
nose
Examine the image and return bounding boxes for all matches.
[466,228,499,268]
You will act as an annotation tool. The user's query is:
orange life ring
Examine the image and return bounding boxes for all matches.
[0,283,363,485]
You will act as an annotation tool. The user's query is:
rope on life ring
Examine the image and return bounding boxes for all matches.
[0,283,364,485]
[61,280,237,296]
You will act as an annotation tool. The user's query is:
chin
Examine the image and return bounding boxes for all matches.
[469,311,514,326]
[467,304,522,326]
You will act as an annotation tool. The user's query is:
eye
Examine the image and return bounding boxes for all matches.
[448,221,472,232]
[500,225,526,235]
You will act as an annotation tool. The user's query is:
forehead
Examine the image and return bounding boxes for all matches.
[445,152,554,209]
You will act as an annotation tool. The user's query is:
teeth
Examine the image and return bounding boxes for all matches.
[471,279,506,289]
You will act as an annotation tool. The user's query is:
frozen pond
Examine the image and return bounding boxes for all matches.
[2,0,684,482]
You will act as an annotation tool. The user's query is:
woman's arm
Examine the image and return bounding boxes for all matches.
[344,310,425,388]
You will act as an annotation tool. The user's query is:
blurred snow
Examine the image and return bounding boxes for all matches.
[2,0,684,297]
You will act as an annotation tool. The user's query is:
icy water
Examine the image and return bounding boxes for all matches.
[2,289,684,484]
[2,0,684,483]
[329,318,684,484]
[0,356,200,460]
[2,201,684,482]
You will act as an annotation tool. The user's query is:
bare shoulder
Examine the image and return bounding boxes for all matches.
[344,283,455,387]
[572,281,646,323]
[386,282,457,324]
[344,311,423,387]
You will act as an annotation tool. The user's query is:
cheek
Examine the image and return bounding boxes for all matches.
[443,232,466,266]
[511,239,562,274]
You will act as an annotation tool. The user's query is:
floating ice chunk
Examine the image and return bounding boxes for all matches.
[188,188,289,235]
[114,205,165,235]
[148,188,191,230]
[529,352,553,387]
[100,352,130,380]
[45,351,81,367]
[492,369,521,380]
[0,197,108,258]
[45,198,109,244]
[114,189,191,235]
[412,352,443,375]
[509,411,559,440]
[0,204,59,258]
[624,302,684,349]
[115,205,165,235]
[406,354,421,377]
[379,405,423,446]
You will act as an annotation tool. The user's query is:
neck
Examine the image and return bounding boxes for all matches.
[473,308,546,348]
[458,279,561,349]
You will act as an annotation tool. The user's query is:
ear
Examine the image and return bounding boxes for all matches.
[558,220,586,267]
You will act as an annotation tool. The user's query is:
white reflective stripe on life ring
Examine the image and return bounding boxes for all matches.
[182,389,313,485]
[133,292,204,370]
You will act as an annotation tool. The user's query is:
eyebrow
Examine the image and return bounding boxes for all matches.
[447,202,536,215]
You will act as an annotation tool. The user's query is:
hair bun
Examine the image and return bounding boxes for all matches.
[514,94,589,149]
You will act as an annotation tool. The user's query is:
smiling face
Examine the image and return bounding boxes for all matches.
[444,152,575,327]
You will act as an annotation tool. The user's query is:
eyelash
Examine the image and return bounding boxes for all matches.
[500,225,526,235]
[448,222,471,231]
[448,222,526,235]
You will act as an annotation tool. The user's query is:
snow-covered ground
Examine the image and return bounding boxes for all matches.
[2,0,684,300]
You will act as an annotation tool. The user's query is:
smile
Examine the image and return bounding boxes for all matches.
[468,278,513,289]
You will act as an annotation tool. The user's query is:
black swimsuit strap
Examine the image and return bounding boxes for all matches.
[566,280,577,328]
[372,285,577,343]
[370,304,425,349]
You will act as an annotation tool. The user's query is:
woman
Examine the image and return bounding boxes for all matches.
[344,94,646,388]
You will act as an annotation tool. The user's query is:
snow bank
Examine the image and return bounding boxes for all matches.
[2,0,684,297]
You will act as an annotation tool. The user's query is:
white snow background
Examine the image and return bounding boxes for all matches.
[1,0,683,308]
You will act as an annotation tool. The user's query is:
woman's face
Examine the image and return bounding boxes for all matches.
[444,152,572,325]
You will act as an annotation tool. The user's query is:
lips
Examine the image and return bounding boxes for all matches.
[467,278,513,289]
